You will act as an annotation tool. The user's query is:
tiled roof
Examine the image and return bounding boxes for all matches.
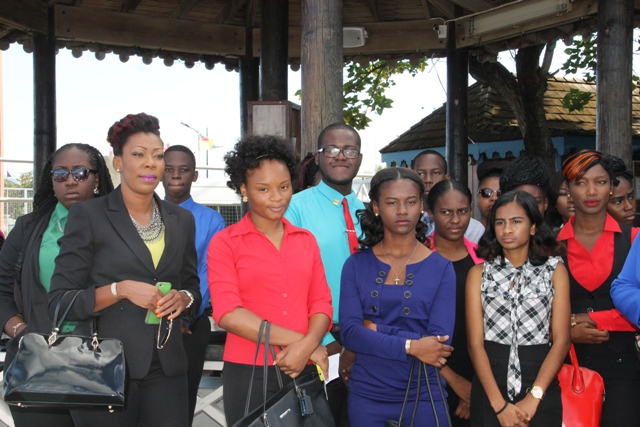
[380,76,640,153]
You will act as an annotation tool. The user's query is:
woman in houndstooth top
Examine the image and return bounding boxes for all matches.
[466,191,570,427]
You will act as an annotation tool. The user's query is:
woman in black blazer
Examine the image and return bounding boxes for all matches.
[0,143,114,427]
[48,113,201,427]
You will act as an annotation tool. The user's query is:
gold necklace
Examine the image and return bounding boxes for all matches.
[381,240,419,285]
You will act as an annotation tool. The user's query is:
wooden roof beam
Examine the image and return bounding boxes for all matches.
[119,0,142,13]
[365,0,382,22]
[449,0,492,13]
[214,0,246,24]
[245,0,257,26]
[420,0,432,19]
[429,0,455,19]
[170,0,200,19]
[0,0,48,34]
[55,4,245,55]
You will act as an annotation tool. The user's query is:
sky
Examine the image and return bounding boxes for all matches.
[1,42,579,179]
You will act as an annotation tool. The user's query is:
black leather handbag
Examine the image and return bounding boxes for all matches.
[231,320,336,427]
[386,359,452,427]
[3,291,126,410]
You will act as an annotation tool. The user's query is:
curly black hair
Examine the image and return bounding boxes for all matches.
[32,143,115,223]
[224,134,299,195]
[357,167,428,248]
[603,155,633,187]
[476,190,564,265]
[499,155,550,197]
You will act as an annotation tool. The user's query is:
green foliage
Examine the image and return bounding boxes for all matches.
[4,171,33,189]
[343,58,428,130]
[562,88,593,112]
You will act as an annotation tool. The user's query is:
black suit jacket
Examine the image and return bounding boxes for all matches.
[48,186,201,379]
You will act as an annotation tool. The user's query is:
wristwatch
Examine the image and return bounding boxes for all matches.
[528,386,545,400]
[179,290,194,309]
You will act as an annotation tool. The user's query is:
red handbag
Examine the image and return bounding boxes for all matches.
[557,344,605,427]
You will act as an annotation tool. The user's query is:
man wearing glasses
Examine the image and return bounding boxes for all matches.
[412,150,485,243]
[285,123,364,427]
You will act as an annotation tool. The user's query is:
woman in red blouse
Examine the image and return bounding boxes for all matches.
[557,150,640,427]
[207,134,333,426]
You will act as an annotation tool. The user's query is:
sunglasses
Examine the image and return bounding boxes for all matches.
[156,317,173,349]
[51,168,97,183]
[478,188,501,199]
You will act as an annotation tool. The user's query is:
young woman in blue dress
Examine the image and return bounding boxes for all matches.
[340,167,456,427]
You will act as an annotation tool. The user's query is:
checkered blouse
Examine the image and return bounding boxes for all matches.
[481,255,561,400]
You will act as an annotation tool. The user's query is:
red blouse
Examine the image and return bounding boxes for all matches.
[557,214,638,331]
[207,213,333,365]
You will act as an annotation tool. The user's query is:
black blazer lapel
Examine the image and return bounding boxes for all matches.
[155,197,179,275]
[105,187,156,275]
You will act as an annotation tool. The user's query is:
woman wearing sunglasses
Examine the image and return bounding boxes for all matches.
[0,143,114,427]
[476,166,502,228]
[48,113,201,427]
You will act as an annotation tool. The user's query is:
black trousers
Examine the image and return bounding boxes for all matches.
[223,361,316,426]
[326,377,350,427]
[182,314,212,426]
[10,406,75,427]
[71,358,189,427]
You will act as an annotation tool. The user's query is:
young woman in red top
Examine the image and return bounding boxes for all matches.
[207,134,333,426]
[556,150,640,427]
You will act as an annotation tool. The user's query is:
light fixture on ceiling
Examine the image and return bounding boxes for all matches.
[465,0,571,37]
[344,27,367,48]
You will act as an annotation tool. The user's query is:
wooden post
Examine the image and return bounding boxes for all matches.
[596,0,633,164]
[446,21,469,184]
[260,0,288,101]
[301,0,343,157]
[240,24,259,135]
[33,5,56,193]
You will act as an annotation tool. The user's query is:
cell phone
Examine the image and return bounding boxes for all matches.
[145,282,172,325]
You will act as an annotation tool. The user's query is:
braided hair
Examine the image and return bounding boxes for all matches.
[296,152,320,192]
[32,143,114,223]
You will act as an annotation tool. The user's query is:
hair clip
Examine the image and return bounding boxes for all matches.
[256,154,268,160]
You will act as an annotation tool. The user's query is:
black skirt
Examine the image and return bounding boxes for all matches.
[470,341,562,427]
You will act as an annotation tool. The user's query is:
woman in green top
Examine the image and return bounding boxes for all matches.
[0,143,114,427]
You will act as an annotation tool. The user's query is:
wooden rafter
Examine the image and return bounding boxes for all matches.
[0,0,48,33]
[119,0,142,13]
[429,0,455,19]
[420,0,432,19]
[170,0,199,19]
[70,0,83,5]
[450,0,492,13]
[0,24,11,39]
[365,0,382,22]
[214,0,246,24]
[245,0,257,27]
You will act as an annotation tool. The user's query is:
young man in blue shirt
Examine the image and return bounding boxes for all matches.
[285,123,364,427]
[162,145,225,426]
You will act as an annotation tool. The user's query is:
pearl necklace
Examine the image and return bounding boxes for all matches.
[130,200,164,244]
[381,240,419,285]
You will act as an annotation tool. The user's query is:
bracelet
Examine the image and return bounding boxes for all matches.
[405,339,411,355]
[570,313,577,327]
[111,282,120,302]
[179,290,194,309]
[12,322,25,338]
[495,401,509,416]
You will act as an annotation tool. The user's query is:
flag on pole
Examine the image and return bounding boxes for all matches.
[198,135,217,151]
[6,170,20,185]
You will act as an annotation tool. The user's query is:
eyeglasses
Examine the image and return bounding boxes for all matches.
[156,317,173,349]
[317,147,360,159]
[51,168,97,183]
[478,188,501,199]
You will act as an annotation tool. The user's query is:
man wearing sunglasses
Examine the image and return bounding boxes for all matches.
[412,150,485,243]
[285,123,364,427]
[162,145,225,427]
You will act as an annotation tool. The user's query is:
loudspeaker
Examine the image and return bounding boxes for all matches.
[343,27,367,48]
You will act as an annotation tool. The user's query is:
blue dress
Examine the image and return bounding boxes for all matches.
[339,247,456,427]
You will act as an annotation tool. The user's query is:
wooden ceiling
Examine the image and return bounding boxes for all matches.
[0,0,635,69]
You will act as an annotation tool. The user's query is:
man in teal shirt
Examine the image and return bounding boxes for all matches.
[285,123,364,427]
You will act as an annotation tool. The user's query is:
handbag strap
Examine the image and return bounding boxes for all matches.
[244,320,267,416]
[568,343,585,393]
[423,362,453,427]
[397,358,416,424]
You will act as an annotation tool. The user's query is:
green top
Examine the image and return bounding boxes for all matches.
[40,202,76,333]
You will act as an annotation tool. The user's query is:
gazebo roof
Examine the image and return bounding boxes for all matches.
[0,0,621,69]
[380,76,640,153]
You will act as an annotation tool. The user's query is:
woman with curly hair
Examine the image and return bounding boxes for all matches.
[48,113,201,427]
[467,191,570,427]
[0,143,114,427]
[339,167,455,427]
[207,134,333,426]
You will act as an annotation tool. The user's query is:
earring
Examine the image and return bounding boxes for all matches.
[93,187,99,195]
[115,169,121,173]
[610,190,613,196]
[242,195,248,203]
[374,212,379,217]
[421,210,425,214]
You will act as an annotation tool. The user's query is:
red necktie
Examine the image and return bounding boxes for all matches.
[342,198,359,254]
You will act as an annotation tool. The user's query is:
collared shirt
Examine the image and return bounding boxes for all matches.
[174,196,225,318]
[40,202,68,291]
[425,236,484,265]
[207,213,333,365]
[285,180,365,345]
[557,214,638,331]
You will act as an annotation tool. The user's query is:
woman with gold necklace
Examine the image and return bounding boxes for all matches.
[48,113,200,427]
[340,167,456,427]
